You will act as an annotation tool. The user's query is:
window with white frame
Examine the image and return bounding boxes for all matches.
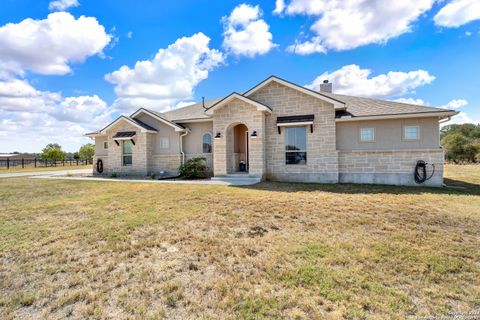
[122,140,133,166]
[103,141,108,149]
[404,126,420,140]
[359,127,375,142]
[159,137,169,149]
[202,133,212,153]
[285,127,307,165]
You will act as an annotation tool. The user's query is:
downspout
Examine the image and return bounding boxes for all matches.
[180,129,190,166]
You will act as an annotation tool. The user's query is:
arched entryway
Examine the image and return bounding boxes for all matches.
[226,123,249,173]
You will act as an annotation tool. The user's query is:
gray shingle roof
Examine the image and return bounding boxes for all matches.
[131,118,157,131]
[320,92,454,118]
[159,98,221,122]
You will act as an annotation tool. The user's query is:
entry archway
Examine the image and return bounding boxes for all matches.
[226,123,249,173]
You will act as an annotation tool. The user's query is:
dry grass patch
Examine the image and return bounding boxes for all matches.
[0,165,479,319]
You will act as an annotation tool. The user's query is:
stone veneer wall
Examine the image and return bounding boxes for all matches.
[248,81,339,183]
[149,154,182,175]
[338,149,444,186]
[213,98,266,178]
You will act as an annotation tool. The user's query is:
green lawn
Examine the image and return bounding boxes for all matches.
[0,165,479,319]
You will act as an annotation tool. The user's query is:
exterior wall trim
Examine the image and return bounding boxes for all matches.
[336,111,459,122]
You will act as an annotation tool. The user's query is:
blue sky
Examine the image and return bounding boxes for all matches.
[0,0,479,152]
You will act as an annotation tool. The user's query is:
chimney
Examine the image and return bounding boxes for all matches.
[320,79,332,93]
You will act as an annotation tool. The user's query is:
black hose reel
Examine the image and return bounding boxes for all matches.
[414,160,435,184]
[96,159,103,174]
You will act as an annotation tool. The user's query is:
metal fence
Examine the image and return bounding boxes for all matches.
[0,158,92,170]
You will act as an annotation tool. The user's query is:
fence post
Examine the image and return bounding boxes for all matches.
[6,158,9,169]
[22,158,24,168]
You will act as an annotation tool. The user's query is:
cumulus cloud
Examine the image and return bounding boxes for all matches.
[222,4,277,57]
[105,32,224,112]
[0,12,111,77]
[307,64,435,98]
[49,0,79,11]
[434,0,480,27]
[0,78,113,152]
[276,0,434,54]
[440,99,468,110]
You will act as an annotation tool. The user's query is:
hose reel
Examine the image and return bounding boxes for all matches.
[96,159,103,174]
[414,160,435,184]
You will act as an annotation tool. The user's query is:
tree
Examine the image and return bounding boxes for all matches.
[441,123,480,163]
[41,144,66,160]
[78,144,95,160]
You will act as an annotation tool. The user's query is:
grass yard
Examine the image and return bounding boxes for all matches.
[0,165,479,319]
[0,164,91,174]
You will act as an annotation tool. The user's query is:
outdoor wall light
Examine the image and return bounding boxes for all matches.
[250,130,258,138]
[214,132,221,139]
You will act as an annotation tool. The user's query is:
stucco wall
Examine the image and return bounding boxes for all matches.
[135,114,180,154]
[180,121,213,154]
[336,117,440,151]
[248,81,339,183]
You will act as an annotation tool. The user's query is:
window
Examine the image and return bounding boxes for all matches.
[122,140,132,166]
[103,141,108,149]
[202,133,212,153]
[360,127,375,142]
[285,127,307,165]
[159,137,169,149]
[404,126,420,140]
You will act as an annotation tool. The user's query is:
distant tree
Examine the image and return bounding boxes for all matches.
[73,152,80,160]
[41,144,66,160]
[441,123,480,140]
[78,144,95,160]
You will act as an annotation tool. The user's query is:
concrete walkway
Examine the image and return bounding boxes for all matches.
[31,174,232,185]
[1,168,260,185]
[0,169,92,179]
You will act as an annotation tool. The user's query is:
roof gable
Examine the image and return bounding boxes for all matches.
[99,116,157,134]
[130,108,186,132]
[205,93,272,115]
[243,76,346,110]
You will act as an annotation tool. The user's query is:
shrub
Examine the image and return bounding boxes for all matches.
[150,172,157,179]
[178,157,207,179]
[111,172,118,178]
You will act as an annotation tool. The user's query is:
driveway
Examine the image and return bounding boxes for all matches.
[0,169,92,179]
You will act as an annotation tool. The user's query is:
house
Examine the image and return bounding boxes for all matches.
[86,76,458,186]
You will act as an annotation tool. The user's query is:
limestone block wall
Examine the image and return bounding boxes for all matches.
[95,121,150,176]
[150,154,182,175]
[212,98,266,178]
[248,81,339,183]
[338,149,444,186]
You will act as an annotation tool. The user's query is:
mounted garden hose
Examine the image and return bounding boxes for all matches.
[96,159,103,174]
[414,160,435,184]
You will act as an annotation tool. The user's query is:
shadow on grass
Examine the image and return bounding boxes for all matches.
[236,179,480,196]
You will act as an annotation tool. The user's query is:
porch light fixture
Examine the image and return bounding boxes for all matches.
[214,132,221,139]
[250,130,258,138]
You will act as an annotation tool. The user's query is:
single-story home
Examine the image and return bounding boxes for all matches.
[86,76,458,186]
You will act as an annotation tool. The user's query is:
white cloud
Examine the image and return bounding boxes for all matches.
[306,64,435,98]
[0,12,111,77]
[222,4,277,57]
[277,0,434,54]
[105,32,224,112]
[0,78,113,152]
[434,0,480,28]
[49,0,79,11]
[127,31,133,39]
[393,98,426,105]
[440,99,468,109]
[442,112,479,126]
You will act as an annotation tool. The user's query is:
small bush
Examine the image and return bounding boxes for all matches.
[150,172,156,179]
[178,157,207,179]
[111,172,118,178]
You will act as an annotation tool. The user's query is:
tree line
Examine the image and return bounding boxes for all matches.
[40,143,95,161]
[441,123,480,163]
